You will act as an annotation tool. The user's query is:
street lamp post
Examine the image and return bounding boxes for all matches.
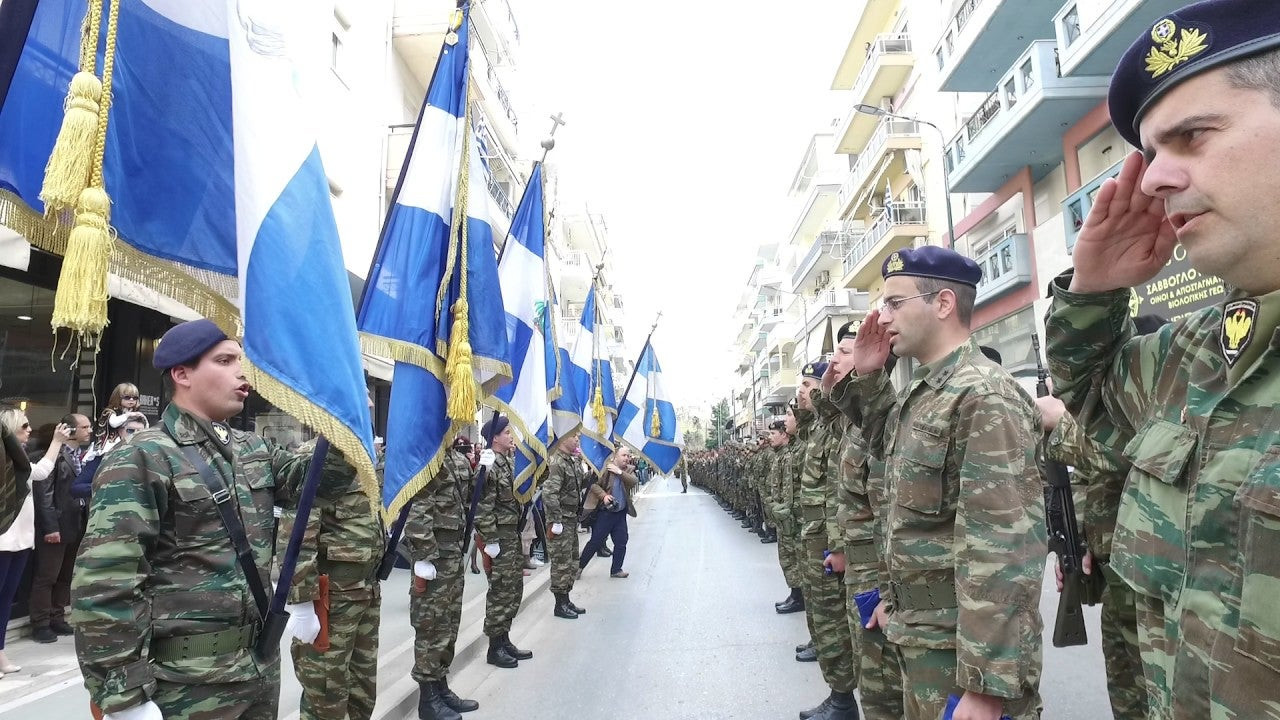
[852,104,957,249]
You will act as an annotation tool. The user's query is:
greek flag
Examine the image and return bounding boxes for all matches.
[0,0,378,497]
[615,341,682,474]
[356,9,510,514]
[564,287,616,474]
[490,163,552,502]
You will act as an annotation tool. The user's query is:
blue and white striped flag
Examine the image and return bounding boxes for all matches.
[490,163,552,502]
[356,8,510,515]
[0,0,379,499]
[615,341,683,474]
[564,287,616,474]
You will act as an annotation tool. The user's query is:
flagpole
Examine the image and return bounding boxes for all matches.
[618,312,662,411]
[495,112,565,263]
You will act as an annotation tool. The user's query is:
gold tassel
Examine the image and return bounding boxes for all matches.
[650,406,661,438]
[592,383,607,433]
[444,297,476,422]
[39,71,103,217]
[51,186,112,342]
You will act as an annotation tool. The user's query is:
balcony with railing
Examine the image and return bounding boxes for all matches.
[830,0,900,90]
[1062,158,1122,253]
[933,0,1062,92]
[834,33,915,155]
[802,289,871,338]
[469,33,519,156]
[840,201,929,290]
[944,41,1109,193]
[390,0,455,88]
[974,234,1033,305]
[836,118,923,217]
[1053,0,1186,78]
[791,231,846,292]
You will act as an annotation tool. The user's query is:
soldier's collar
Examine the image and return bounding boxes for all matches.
[917,339,973,389]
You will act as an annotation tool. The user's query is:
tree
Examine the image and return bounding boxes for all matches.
[706,399,732,450]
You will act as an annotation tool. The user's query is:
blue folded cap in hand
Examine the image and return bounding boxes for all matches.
[943,694,1011,720]
[854,588,880,628]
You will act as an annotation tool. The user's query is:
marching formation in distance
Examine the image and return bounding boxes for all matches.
[0,0,1279,719]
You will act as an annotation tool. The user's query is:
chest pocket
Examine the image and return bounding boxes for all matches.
[1235,458,1280,675]
[894,421,948,515]
[171,475,222,545]
[1113,418,1197,601]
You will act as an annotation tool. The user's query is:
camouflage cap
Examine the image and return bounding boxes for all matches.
[1109,0,1280,147]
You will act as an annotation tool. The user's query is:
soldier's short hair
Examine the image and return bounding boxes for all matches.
[914,276,976,327]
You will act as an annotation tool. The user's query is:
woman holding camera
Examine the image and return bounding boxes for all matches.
[578,446,638,579]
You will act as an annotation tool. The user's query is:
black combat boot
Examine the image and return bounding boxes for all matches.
[439,677,479,713]
[775,587,800,611]
[777,588,805,614]
[553,593,579,619]
[799,692,833,719]
[810,690,859,720]
[486,636,518,668]
[418,681,463,720]
[795,639,813,653]
[760,528,778,543]
[795,644,818,662]
[566,595,586,614]
[502,633,533,660]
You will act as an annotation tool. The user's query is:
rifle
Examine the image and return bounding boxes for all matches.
[1031,333,1103,647]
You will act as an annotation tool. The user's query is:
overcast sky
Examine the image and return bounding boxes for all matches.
[513,1,863,414]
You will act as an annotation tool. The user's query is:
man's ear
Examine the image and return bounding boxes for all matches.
[169,364,193,389]
[935,288,957,322]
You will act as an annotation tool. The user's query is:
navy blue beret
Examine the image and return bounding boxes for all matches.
[152,319,230,370]
[882,246,982,288]
[801,361,828,379]
[1110,0,1280,148]
[835,320,860,342]
[481,414,509,444]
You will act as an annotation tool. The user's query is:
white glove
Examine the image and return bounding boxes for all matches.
[104,701,164,720]
[284,602,321,645]
[478,449,496,468]
[483,542,500,558]
[413,560,437,580]
[551,522,564,535]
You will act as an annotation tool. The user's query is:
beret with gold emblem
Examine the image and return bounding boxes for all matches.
[1110,0,1280,148]
[882,246,982,288]
[801,361,829,380]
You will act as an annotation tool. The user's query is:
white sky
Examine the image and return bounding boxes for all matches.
[514,1,864,415]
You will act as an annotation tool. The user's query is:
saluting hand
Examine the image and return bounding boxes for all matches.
[1069,151,1178,294]
[851,310,892,376]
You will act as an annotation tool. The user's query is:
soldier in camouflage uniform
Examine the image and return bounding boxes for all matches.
[474,415,532,668]
[850,247,1045,720]
[794,361,859,720]
[1045,7,1280,714]
[71,320,333,720]
[770,407,806,616]
[406,436,481,720]
[827,322,905,720]
[278,435,385,720]
[543,432,587,619]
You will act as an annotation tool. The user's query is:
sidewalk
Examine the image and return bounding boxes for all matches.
[0,474,681,718]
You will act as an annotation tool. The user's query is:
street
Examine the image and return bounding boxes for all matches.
[0,472,1116,720]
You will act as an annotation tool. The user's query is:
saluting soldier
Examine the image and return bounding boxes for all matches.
[71,320,334,720]
[406,435,481,720]
[1046,2,1280,715]
[851,247,1046,720]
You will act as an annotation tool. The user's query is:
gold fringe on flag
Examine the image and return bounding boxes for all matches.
[650,405,661,438]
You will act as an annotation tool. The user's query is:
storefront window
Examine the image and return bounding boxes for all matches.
[973,307,1037,382]
[0,276,74,430]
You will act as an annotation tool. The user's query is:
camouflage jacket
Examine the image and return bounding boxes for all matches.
[1046,410,1126,559]
[70,403,320,713]
[404,448,474,562]
[278,442,385,603]
[475,452,520,538]
[1046,281,1280,718]
[798,391,845,553]
[850,340,1046,700]
[829,374,887,591]
[542,449,584,524]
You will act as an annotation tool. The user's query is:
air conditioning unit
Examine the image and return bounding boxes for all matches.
[816,270,831,288]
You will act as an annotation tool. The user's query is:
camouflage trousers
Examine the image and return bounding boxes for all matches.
[292,593,380,720]
[411,551,465,683]
[150,665,279,719]
[775,522,802,590]
[1099,563,1146,720]
[483,528,523,638]
[897,646,1040,720]
[800,538,856,693]
[547,522,580,595]
[846,589,904,720]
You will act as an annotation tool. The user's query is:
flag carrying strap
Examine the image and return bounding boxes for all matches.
[163,427,270,623]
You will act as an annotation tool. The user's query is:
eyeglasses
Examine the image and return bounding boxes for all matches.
[879,291,940,314]
[121,395,139,401]
[20,423,30,430]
